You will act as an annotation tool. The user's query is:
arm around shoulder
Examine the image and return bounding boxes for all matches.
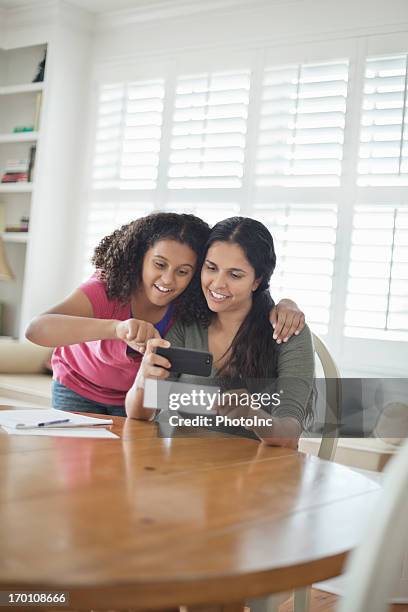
[276,323,315,377]
[273,323,315,426]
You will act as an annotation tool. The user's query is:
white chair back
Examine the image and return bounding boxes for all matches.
[338,439,408,612]
[311,333,341,461]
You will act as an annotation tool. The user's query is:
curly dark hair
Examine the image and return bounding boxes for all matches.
[91,212,210,324]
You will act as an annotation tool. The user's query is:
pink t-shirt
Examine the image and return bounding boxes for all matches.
[52,275,172,405]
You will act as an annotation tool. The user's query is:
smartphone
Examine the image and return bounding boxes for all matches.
[156,346,213,377]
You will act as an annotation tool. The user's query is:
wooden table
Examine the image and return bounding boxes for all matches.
[0,411,381,610]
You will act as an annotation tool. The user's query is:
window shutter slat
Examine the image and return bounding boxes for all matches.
[92,79,165,190]
[345,205,408,340]
[83,201,154,279]
[358,54,408,186]
[256,60,349,187]
[168,70,250,189]
[164,201,240,227]
[254,203,337,335]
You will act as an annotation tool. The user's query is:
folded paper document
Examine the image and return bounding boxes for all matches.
[0,408,113,430]
[1,426,119,439]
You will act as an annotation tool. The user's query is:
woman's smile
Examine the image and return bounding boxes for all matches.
[208,288,231,303]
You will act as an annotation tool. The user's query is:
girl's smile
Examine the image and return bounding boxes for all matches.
[153,284,172,294]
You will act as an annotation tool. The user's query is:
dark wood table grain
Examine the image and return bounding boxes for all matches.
[0,407,381,610]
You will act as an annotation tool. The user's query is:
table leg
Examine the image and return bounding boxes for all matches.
[181,602,245,612]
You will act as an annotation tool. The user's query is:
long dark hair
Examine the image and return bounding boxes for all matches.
[92,212,210,323]
[205,216,277,380]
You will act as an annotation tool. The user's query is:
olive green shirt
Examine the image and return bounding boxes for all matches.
[165,320,315,428]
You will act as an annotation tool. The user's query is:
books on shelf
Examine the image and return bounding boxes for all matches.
[1,158,29,183]
[1,206,30,233]
[3,159,29,173]
[1,172,28,183]
[4,224,29,233]
[1,147,36,183]
[12,126,34,133]
[28,145,36,182]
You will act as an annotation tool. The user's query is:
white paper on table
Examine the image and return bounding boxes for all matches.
[0,409,113,429]
[1,426,119,438]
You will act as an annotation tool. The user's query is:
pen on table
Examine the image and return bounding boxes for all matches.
[38,419,70,427]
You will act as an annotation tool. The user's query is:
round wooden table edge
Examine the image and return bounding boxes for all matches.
[0,551,348,609]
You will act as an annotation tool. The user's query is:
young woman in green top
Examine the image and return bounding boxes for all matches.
[126,217,315,447]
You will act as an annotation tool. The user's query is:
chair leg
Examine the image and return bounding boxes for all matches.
[248,592,289,612]
[293,587,311,612]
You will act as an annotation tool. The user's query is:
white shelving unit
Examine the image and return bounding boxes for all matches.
[0,183,33,192]
[0,43,46,337]
[1,232,29,243]
[0,132,39,144]
[0,5,94,341]
[0,83,44,95]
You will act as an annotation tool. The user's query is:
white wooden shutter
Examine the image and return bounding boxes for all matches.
[345,205,408,340]
[83,42,408,374]
[358,54,408,186]
[82,200,154,279]
[168,69,250,189]
[83,79,164,278]
[92,79,165,190]
[256,60,349,187]
[254,203,338,335]
[164,201,240,226]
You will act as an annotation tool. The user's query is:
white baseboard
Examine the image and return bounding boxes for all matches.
[299,437,399,470]
[315,574,408,604]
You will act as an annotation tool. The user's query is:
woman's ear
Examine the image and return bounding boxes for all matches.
[252,277,262,292]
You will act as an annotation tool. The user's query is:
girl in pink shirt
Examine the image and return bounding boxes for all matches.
[26,212,305,416]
